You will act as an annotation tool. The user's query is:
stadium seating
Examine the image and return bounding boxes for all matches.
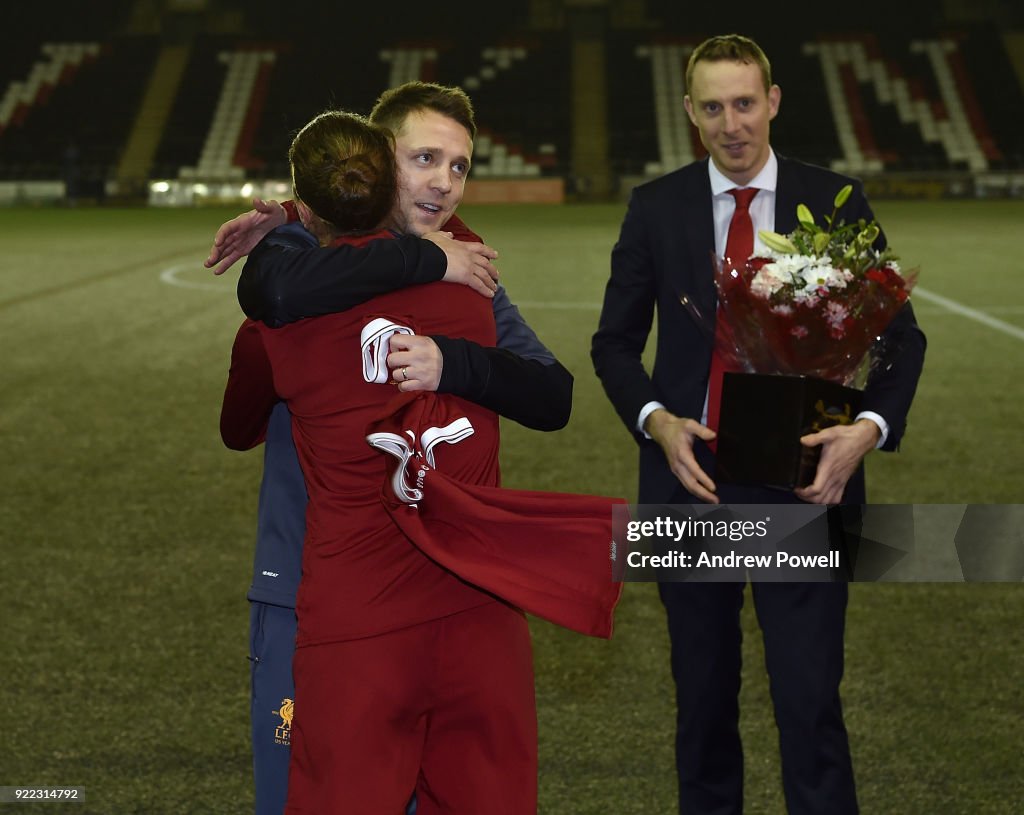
[230,35,394,178]
[182,48,277,180]
[633,39,700,177]
[0,37,156,183]
[427,35,570,178]
[1,10,1022,192]
[605,31,661,179]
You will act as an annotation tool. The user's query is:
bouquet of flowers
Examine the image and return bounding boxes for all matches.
[712,185,917,386]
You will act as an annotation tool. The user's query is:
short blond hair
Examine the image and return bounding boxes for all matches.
[686,34,773,95]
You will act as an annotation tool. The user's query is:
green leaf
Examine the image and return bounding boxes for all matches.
[758,230,799,254]
[813,232,831,255]
[796,203,816,228]
[834,184,852,209]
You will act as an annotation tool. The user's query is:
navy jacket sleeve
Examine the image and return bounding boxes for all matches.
[831,180,926,451]
[591,185,667,439]
[237,224,448,327]
[432,339,572,431]
[239,225,573,431]
[775,163,926,451]
[431,284,572,431]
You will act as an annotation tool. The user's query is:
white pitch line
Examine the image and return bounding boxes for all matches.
[160,264,235,292]
[913,287,1024,342]
[913,305,1024,316]
[155,271,1024,343]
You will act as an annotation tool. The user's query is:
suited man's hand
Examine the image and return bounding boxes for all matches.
[795,419,880,505]
[645,409,719,504]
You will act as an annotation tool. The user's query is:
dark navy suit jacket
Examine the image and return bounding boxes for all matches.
[592,156,926,505]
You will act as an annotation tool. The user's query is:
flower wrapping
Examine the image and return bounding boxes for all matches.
[688,186,920,488]
[712,185,918,386]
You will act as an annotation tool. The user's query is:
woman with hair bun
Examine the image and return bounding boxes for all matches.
[286,110,398,242]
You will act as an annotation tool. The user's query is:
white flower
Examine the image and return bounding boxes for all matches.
[772,253,816,279]
[799,260,841,290]
[750,262,789,298]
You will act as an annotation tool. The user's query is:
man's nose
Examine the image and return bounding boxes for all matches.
[430,167,453,193]
[723,108,739,133]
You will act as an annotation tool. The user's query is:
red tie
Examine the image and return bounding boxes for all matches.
[707,187,759,451]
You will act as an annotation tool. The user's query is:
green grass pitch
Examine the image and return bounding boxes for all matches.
[1,200,1021,813]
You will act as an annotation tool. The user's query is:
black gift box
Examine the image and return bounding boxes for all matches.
[714,372,863,489]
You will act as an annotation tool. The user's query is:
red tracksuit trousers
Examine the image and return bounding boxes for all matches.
[285,600,537,814]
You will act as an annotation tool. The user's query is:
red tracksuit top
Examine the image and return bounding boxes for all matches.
[224,229,501,645]
[224,227,624,645]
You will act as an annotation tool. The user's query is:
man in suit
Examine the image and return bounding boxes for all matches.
[591,34,925,814]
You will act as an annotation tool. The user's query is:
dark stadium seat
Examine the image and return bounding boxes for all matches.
[0,6,1021,187]
[0,37,156,183]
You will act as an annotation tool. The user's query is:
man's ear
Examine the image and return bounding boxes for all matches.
[768,84,782,121]
[683,95,697,127]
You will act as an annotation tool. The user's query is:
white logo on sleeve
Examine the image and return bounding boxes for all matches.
[360,318,415,383]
